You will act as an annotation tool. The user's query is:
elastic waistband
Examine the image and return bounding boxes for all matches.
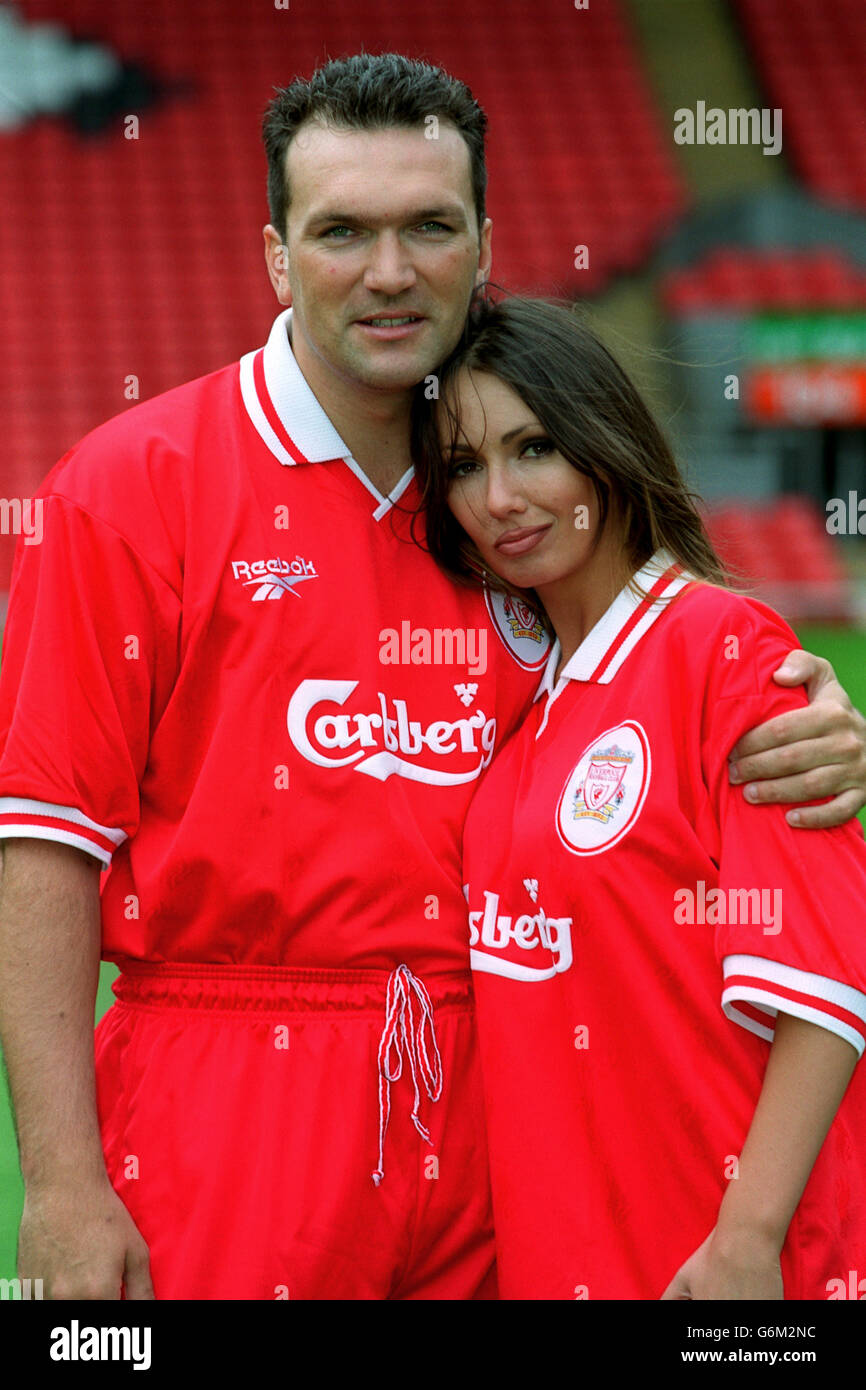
[111,962,475,1015]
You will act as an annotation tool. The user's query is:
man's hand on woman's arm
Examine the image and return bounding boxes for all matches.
[728,649,866,828]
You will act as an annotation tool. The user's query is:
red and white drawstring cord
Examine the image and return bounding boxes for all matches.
[371,964,443,1186]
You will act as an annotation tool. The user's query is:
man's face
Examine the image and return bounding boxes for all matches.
[264,120,492,394]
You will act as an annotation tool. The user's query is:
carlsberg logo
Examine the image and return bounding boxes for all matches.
[469,889,574,981]
[287,679,496,785]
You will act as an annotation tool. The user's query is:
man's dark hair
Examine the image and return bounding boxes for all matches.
[262,52,488,241]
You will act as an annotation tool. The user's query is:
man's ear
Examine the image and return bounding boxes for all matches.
[263,224,292,305]
[475,216,493,290]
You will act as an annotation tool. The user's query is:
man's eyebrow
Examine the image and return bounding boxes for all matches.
[409,205,467,224]
[305,212,360,228]
[305,204,468,230]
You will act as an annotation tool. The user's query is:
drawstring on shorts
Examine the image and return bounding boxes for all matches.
[371,964,443,1186]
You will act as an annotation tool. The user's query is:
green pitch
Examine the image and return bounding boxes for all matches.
[1,624,864,1287]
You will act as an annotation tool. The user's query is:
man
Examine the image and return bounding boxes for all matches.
[0,53,864,1302]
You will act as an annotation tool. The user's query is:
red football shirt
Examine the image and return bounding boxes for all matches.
[463,554,866,1299]
[0,309,550,972]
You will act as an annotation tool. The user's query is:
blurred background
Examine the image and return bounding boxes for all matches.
[1,0,865,1287]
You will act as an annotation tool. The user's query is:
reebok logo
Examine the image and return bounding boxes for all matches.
[232,556,317,601]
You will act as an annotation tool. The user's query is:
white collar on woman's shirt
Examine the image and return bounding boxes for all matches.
[534,550,694,702]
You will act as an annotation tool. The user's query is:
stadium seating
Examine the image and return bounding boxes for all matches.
[661,248,866,315]
[0,0,686,591]
[735,0,866,213]
[704,496,853,623]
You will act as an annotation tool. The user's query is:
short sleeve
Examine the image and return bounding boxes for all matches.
[0,494,181,865]
[698,593,866,1057]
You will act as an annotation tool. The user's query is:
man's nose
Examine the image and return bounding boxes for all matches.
[363,232,417,296]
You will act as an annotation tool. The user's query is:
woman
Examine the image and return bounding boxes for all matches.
[411,296,866,1300]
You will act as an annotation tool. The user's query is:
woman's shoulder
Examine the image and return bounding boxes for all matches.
[664,580,798,647]
[657,580,802,703]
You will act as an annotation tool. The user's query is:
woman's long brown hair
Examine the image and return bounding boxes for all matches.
[410,294,728,601]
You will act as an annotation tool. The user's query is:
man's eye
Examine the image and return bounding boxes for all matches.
[417,221,451,233]
[322,225,354,238]
[521,437,554,458]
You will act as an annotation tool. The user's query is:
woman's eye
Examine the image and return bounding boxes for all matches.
[521,437,554,458]
[449,458,479,479]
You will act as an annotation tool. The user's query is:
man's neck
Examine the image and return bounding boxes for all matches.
[319,386,414,497]
[290,320,414,497]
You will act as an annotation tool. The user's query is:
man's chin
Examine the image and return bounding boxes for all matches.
[343,320,456,388]
[346,352,441,393]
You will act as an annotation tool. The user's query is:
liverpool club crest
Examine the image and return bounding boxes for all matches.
[502,596,545,643]
[483,585,552,671]
[572,744,633,824]
[556,722,651,856]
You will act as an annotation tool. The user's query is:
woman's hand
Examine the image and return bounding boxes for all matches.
[660,1226,784,1300]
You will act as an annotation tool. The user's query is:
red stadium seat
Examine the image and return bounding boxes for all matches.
[704,497,853,622]
[735,0,866,213]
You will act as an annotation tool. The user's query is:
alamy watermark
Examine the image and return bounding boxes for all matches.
[826,492,866,535]
[674,880,782,935]
[49,1320,151,1370]
[379,623,488,675]
[674,102,782,156]
[0,1276,43,1299]
[0,497,42,545]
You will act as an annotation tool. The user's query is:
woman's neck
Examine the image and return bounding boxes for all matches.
[537,538,635,682]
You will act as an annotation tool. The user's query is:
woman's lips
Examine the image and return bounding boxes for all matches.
[494,524,552,556]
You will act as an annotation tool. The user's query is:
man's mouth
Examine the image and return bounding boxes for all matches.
[357,315,424,327]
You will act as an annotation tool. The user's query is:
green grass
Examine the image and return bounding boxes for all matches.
[795,625,866,832]
[1,625,864,1284]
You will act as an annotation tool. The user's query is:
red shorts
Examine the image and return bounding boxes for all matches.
[94,963,496,1300]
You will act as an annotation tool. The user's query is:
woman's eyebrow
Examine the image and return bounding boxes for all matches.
[501,422,540,444]
[447,422,538,455]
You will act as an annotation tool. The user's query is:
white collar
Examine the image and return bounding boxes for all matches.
[534,550,694,700]
[238,307,416,518]
[239,307,352,466]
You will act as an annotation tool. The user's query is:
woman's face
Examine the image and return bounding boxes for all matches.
[442,369,603,594]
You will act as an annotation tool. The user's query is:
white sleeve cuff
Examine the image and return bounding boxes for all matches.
[722,953,866,1057]
[0,797,126,867]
